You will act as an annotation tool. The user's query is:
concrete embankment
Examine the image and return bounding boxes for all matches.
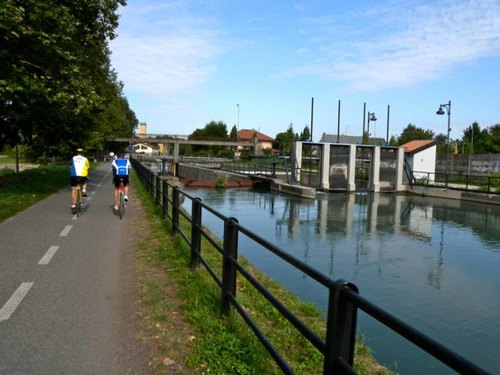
[177,163,253,188]
[269,179,316,199]
[176,163,316,198]
[407,185,500,206]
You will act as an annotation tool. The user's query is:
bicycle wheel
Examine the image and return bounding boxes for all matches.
[118,190,124,220]
[76,187,82,217]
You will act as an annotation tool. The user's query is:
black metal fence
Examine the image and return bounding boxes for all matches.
[131,157,490,375]
[412,170,500,194]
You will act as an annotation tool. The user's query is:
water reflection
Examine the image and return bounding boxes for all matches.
[183,187,500,374]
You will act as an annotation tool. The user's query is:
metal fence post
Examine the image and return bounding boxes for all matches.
[155,175,159,205]
[172,186,180,234]
[323,280,359,374]
[155,174,161,205]
[162,179,168,218]
[148,170,153,193]
[221,217,239,316]
[271,161,277,178]
[191,198,202,268]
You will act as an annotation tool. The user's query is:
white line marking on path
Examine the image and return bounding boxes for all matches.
[59,225,73,237]
[0,282,34,321]
[38,246,59,265]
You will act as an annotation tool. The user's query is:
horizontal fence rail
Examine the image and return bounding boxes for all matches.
[130,157,490,375]
[412,170,500,194]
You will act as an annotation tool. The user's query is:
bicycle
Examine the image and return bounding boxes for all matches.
[118,178,126,219]
[74,184,84,217]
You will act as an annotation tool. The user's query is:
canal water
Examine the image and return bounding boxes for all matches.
[182,187,500,374]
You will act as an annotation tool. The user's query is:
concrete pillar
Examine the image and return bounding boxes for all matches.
[173,142,180,162]
[395,147,405,191]
[320,143,330,191]
[317,196,329,238]
[347,145,356,192]
[369,193,379,234]
[292,142,302,183]
[393,194,402,235]
[371,147,380,192]
[345,193,355,236]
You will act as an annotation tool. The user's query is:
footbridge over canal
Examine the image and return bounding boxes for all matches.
[108,135,258,155]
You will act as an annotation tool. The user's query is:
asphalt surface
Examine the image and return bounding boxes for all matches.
[0,164,151,374]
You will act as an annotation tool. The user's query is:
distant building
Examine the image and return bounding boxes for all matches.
[319,133,386,145]
[237,129,275,155]
[402,140,437,182]
[132,143,155,155]
[138,122,147,139]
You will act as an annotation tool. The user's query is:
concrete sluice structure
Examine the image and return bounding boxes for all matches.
[293,142,405,193]
[135,141,406,196]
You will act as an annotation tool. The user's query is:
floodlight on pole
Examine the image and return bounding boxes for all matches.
[367,112,377,144]
[436,100,451,188]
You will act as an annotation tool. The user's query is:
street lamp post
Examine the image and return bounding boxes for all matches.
[366,111,377,145]
[436,100,451,188]
[236,104,240,132]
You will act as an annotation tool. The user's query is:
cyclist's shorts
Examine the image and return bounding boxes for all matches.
[70,176,88,187]
[113,175,129,188]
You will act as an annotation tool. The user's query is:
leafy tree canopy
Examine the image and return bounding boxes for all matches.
[229,125,238,141]
[0,0,135,159]
[397,124,434,145]
[461,122,500,154]
[187,121,229,156]
[274,123,298,155]
[188,121,228,141]
[299,126,311,141]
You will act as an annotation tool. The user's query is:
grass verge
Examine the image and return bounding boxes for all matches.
[133,176,392,374]
[0,165,68,222]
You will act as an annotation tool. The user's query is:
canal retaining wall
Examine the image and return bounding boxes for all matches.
[177,163,253,187]
[407,185,500,206]
[178,163,316,198]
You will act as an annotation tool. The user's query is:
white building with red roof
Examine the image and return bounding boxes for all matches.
[402,140,437,182]
[237,129,275,155]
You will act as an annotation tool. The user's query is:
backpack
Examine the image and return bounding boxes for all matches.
[114,159,129,176]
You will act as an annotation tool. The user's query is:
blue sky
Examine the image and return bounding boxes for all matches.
[109,0,500,142]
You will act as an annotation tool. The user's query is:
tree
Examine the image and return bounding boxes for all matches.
[188,121,229,156]
[484,124,500,154]
[299,126,311,141]
[188,121,228,140]
[229,125,238,141]
[458,122,497,154]
[274,123,298,155]
[397,124,434,145]
[434,133,448,154]
[0,0,131,159]
[461,122,481,154]
[388,135,399,146]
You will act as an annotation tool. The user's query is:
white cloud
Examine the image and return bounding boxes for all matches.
[110,1,222,97]
[287,0,500,92]
[111,34,219,96]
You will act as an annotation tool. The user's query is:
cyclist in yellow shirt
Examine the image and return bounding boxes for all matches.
[70,148,90,212]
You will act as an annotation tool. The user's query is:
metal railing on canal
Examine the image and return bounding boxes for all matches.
[411,170,500,193]
[131,157,489,375]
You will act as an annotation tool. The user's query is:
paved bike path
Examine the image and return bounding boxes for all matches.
[0,164,151,374]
